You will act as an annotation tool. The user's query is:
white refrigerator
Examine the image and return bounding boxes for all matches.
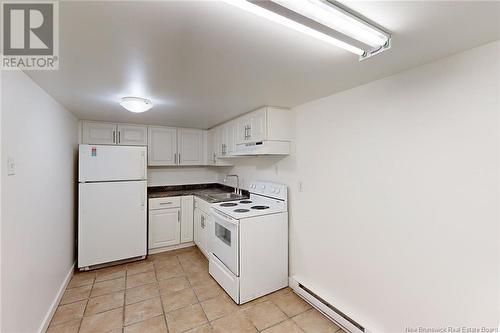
[78,144,147,269]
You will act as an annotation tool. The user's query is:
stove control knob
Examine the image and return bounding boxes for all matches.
[276,189,280,194]
[261,185,266,190]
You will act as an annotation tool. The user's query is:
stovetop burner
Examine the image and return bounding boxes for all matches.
[251,205,270,210]
[234,208,250,213]
[239,200,252,204]
[220,202,238,207]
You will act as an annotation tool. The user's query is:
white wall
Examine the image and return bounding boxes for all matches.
[1,70,78,333]
[222,41,500,332]
[148,167,221,186]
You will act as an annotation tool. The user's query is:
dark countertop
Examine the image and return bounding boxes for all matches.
[148,183,249,203]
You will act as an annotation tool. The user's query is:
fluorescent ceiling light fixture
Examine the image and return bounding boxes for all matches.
[223,0,391,60]
[120,97,153,113]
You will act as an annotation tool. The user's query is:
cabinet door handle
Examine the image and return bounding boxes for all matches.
[178,211,180,222]
[112,131,116,143]
[118,131,121,144]
[178,153,181,163]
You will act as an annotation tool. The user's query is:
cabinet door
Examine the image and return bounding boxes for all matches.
[206,129,216,166]
[148,126,177,166]
[82,121,117,145]
[193,208,201,246]
[236,116,249,145]
[178,129,204,165]
[117,124,148,146]
[200,212,210,255]
[226,121,236,155]
[214,125,224,157]
[248,108,267,142]
[180,196,194,243]
[149,208,180,249]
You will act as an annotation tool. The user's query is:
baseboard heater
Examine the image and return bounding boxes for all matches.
[289,277,369,333]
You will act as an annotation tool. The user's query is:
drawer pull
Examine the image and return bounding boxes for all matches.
[160,202,172,205]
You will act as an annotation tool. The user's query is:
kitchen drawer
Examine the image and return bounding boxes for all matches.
[149,197,181,210]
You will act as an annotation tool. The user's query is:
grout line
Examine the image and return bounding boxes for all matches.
[156,257,171,333]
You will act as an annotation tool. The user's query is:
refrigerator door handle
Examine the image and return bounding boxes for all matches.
[141,151,146,179]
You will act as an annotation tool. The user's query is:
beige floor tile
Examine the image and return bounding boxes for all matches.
[85,291,124,316]
[262,319,304,333]
[46,319,81,333]
[127,261,154,276]
[201,294,239,321]
[165,303,208,333]
[270,291,311,317]
[292,309,341,333]
[60,285,92,305]
[243,300,287,331]
[182,261,209,275]
[124,315,168,333]
[124,297,163,326]
[95,266,126,282]
[51,300,87,326]
[239,294,270,309]
[79,308,123,333]
[90,277,125,298]
[156,264,185,281]
[126,270,156,289]
[126,282,160,305]
[67,272,95,289]
[162,288,198,312]
[159,276,190,294]
[186,323,214,333]
[211,311,257,333]
[193,279,224,302]
[186,271,212,286]
[154,257,181,270]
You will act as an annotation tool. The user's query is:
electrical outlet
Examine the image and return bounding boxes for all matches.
[7,157,15,176]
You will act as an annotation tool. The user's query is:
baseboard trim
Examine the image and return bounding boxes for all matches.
[39,261,75,333]
[148,242,195,255]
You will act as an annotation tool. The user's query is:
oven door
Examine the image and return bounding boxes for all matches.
[211,209,239,276]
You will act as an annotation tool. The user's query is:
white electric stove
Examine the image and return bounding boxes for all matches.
[209,181,289,304]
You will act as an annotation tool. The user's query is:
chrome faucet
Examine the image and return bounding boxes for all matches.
[224,174,240,195]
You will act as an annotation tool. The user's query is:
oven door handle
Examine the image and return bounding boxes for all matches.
[211,209,239,226]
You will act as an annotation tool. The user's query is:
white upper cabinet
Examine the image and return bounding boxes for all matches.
[82,121,147,146]
[82,121,117,145]
[148,126,177,166]
[206,128,216,165]
[236,107,268,144]
[178,129,205,165]
[117,124,148,146]
[148,127,207,166]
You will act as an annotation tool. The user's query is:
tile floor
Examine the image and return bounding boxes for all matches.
[48,246,345,333]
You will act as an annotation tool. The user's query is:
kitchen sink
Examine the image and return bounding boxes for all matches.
[208,192,246,202]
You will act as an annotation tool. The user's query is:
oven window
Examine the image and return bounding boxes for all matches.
[215,222,231,247]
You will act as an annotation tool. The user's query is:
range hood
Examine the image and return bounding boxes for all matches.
[232,140,291,156]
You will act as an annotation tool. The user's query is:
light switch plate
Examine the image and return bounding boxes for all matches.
[7,157,15,175]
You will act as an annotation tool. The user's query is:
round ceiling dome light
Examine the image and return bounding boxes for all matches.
[119,97,153,113]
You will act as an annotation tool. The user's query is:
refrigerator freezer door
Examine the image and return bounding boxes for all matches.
[79,145,147,182]
[78,181,147,268]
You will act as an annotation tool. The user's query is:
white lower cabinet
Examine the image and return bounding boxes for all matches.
[194,198,212,258]
[181,196,194,243]
[149,195,194,250]
[149,207,180,249]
